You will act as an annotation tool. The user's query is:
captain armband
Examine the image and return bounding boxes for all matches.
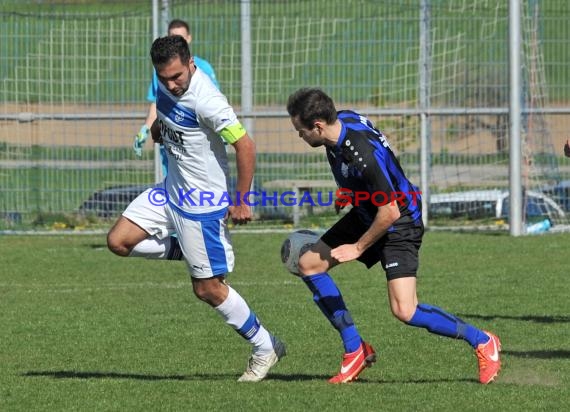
[219,122,247,144]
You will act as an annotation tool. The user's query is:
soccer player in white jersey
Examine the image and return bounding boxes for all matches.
[107,35,285,382]
[133,19,220,179]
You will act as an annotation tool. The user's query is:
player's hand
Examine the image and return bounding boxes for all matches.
[133,125,150,157]
[228,204,252,225]
[564,140,570,158]
[330,244,362,263]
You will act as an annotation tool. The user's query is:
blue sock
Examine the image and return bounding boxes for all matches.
[407,303,489,348]
[236,310,261,340]
[303,273,361,353]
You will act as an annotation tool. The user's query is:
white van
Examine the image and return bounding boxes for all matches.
[429,189,565,220]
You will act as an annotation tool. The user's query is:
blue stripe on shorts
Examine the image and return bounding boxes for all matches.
[201,219,229,275]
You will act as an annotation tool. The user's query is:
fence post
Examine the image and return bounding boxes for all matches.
[241,0,255,211]
[419,0,431,228]
[509,0,523,236]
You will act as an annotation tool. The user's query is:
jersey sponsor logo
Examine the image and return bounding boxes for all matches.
[157,89,199,128]
[159,120,184,144]
[385,262,399,269]
[166,143,187,161]
[174,108,185,123]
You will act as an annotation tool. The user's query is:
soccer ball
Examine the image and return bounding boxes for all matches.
[280,229,320,275]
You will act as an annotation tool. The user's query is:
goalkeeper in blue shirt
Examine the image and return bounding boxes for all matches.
[286,87,501,384]
[133,19,219,177]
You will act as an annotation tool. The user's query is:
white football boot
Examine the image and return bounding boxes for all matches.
[238,336,286,382]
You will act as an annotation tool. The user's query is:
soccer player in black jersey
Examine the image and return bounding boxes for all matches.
[286,87,501,384]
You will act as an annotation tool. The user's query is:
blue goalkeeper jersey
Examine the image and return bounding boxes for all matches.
[326,110,422,229]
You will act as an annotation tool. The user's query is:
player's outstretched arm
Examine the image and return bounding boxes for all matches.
[228,134,256,225]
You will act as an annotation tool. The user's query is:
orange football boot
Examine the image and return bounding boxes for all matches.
[475,331,502,384]
[328,341,377,384]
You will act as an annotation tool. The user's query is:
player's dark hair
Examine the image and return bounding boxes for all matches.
[150,35,191,67]
[286,88,337,129]
[168,19,190,33]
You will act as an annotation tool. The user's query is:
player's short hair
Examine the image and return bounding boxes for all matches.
[168,19,190,34]
[150,35,191,67]
[286,87,337,129]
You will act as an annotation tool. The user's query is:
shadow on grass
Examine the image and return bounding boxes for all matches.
[22,370,479,384]
[22,370,326,382]
[501,350,570,359]
[456,313,570,324]
[88,244,107,249]
[23,370,190,381]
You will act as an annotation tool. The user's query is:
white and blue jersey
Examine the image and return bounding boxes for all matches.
[148,56,219,178]
[123,67,238,278]
[156,67,237,216]
[327,110,422,230]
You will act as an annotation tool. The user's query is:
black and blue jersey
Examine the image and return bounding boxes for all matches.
[326,110,422,229]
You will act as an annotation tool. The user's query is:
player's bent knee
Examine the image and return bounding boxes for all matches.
[391,304,416,323]
[297,254,327,277]
[192,278,227,306]
[106,232,130,257]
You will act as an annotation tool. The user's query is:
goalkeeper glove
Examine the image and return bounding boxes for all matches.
[133,125,150,157]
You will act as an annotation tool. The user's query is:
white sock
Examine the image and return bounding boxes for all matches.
[128,236,182,260]
[215,286,274,355]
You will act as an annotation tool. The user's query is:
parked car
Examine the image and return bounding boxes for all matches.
[429,189,565,220]
[79,185,151,218]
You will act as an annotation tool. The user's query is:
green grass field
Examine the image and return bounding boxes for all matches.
[1,231,569,411]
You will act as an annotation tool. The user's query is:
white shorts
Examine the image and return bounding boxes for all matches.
[123,187,235,279]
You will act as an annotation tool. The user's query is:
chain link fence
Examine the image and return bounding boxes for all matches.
[1,0,569,232]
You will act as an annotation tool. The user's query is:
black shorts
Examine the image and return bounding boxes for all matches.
[320,208,424,280]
